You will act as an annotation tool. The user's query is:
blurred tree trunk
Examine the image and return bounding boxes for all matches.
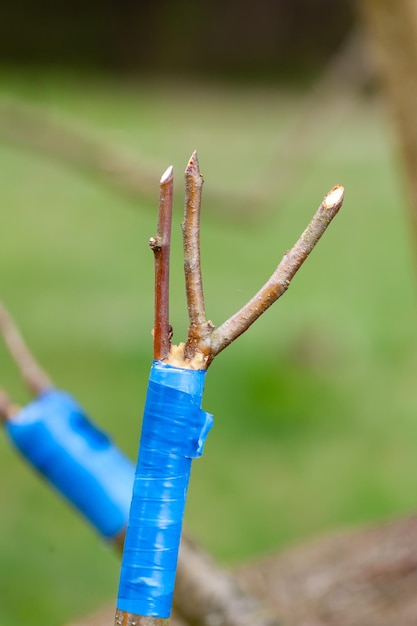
[358,0,417,242]
[68,514,417,626]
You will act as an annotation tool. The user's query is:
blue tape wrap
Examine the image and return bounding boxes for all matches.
[117,360,213,617]
[5,389,135,539]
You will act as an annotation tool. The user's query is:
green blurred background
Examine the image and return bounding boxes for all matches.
[1,2,417,625]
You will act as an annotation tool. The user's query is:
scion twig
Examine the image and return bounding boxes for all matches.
[0,302,53,395]
[210,185,345,358]
[150,166,174,361]
[182,151,212,360]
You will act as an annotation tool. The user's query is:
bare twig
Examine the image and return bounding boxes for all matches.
[0,302,53,395]
[182,151,213,360]
[183,152,205,326]
[114,611,169,626]
[0,387,19,421]
[150,166,174,361]
[210,185,345,359]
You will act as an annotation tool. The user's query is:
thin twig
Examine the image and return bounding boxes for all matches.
[150,165,174,361]
[210,185,345,359]
[0,302,53,395]
[0,387,19,422]
[182,151,211,360]
[183,151,205,324]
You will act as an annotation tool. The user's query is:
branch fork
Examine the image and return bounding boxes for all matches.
[151,150,344,370]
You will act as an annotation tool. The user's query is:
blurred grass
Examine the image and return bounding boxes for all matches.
[1,71,417,625]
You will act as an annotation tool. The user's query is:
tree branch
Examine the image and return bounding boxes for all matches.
[0,99,159,206]
[0,302,53,395]
[150,166,174,361]
[210,185,344,359]
[0,387,18,422]
[0,98,256,222]
[182,151,211,360]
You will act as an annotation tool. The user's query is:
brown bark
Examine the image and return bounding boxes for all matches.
[210,186,344,360]
[358,0,417,242]
[172,535,279,626]
[68,514,417,626]
[151,166,174,361]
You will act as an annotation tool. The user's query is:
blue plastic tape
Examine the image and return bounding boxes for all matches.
[5,389,135,539]
[117,361,213,617]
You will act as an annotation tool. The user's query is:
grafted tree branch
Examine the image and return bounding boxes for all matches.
[115,152,343,626]
[2,147,344,626]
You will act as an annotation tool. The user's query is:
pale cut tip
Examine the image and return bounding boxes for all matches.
[323,185,344,209]
[186,149,200,174]
[160,165,173,184]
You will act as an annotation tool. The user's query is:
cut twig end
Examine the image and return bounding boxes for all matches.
[323,185,344,209]
[185,150,204,186]
[186,149,199,172]
[160,165,173,185]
